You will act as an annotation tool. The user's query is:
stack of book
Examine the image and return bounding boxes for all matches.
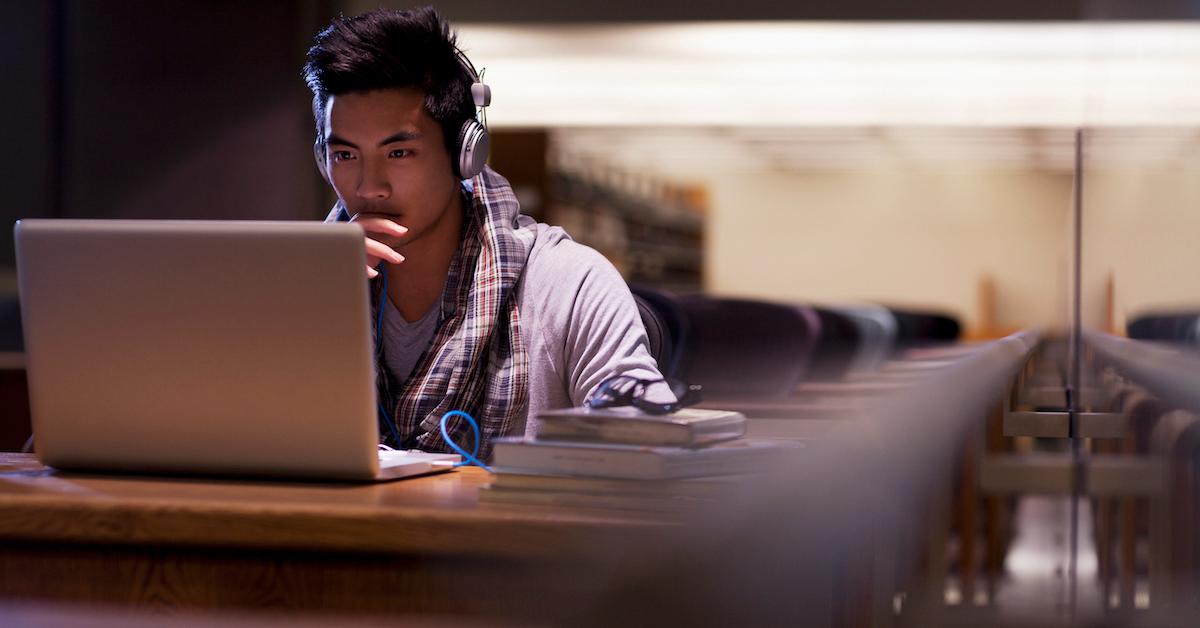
[481,406,796,514]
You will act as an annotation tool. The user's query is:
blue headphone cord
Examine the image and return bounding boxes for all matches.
[439,410,493,472]
[374,265,403,448]
[375,264,489,471]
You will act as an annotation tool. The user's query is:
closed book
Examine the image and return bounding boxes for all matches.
[535,406,746,447]
[491,437,795,480]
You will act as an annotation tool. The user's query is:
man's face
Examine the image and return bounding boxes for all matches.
[322,87,460,247]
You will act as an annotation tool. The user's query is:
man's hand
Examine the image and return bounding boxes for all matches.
[350,213,408,278]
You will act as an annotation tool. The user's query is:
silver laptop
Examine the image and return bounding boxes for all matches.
[14,219,458,481]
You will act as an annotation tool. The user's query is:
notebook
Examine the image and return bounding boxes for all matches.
[14,219,459,482]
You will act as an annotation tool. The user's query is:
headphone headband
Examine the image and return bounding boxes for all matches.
[455,47,491,108]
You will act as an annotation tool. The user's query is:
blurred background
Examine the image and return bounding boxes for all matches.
[4,1,1200,334]
[3,1,1200,626]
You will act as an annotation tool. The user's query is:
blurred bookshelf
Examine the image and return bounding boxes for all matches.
[491,129,706,292]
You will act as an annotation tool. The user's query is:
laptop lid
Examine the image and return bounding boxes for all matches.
[14,219,384,480]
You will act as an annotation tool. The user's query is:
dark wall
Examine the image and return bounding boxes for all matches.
[0,0,334,267]
[0,3,54,266]
[59,1,330,222]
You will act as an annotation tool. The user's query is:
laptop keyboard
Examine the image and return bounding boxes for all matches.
[377,449,461,468]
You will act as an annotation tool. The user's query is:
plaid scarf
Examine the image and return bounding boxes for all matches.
[359,167,534,460]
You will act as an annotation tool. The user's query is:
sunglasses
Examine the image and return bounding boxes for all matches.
[584,374,703,415]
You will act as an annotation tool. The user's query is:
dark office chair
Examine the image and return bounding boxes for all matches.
[1146,313,1189,340]
[675,295,819,397]
[925,314,961,342]
[888,307,961,346]
[1127,311,1200,344]
[1126,315,1158,340]
[631,285,688,378]
[831,304,897,373]
[806,307,860,382]
[633,293,675,380]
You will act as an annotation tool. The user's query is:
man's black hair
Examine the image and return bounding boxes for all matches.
[303,6,476,156]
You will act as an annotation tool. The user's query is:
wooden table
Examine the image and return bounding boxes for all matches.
[0,454,671,621]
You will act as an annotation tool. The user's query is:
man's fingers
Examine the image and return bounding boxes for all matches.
[352,214,409,237]
[344,213,406,278]
[365,238,404,265]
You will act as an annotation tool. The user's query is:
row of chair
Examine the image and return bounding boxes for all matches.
[1088,369,1200,609]
[630,286,961,398]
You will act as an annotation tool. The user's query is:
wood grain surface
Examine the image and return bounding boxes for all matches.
[0,453,671,617]
[0,454,670,558]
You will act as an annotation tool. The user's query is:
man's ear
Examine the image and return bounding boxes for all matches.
[313,140,331,184]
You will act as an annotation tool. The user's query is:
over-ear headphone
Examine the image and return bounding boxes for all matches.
[453,47,491,180]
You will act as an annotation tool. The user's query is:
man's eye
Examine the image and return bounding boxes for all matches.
[389,149,411,158]
[332,151,355,162]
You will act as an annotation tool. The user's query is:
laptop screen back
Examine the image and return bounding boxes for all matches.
[15,220,380,479]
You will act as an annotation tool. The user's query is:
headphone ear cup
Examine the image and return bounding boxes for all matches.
[456,119,490,180]
[313,141,331,184]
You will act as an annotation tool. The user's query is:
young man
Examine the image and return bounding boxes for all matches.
[303,7,666,458]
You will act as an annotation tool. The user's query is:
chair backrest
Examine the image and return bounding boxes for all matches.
[806,307,860,382]
[633,293,674,380]
[925,314,961,341]
[676,295,819,397]
[888,307,961,345]
[1127,311,1200,343]
[1189,318,1200,344]
[831,304,898,373]
[1127,314,1159,340]
[630,285,689,378]
[1122,389,1172,454]
[1170,316,1197,341]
